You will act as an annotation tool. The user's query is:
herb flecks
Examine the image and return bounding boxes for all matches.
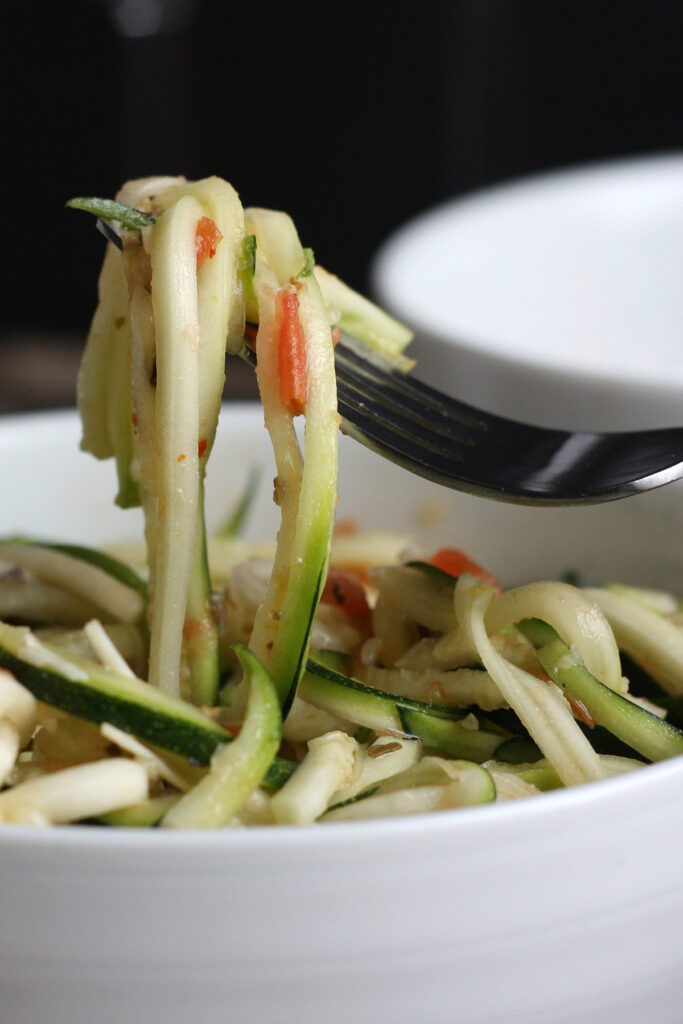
[295,247,315,280]
[66,197,156,232]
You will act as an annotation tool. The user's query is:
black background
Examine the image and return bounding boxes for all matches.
[2,0,682,339]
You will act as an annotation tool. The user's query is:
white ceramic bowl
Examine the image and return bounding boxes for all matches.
[372,153,683,431]
[1,406,682,1024]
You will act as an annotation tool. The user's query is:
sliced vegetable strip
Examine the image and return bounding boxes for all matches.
[66,197,156,231]
[459,578,606,787]
[585,587,683,697]
[302,658,509,761]
[145,194,204,697]
[247,248,304,687]
[324,758,496,822]
[521,626,683,763]
[0,759,149,826]
[0,621,293,786]
[246,209,338,713]
[0,540,145,625]
[1,538,147,599]
[313,265,414,369]
[96,794,180,828]
[485,581,623,692]
[182,481,220,705]
[76,237,140,509]
[76,242,132,466]
[166,178,244,704]
[162,646,281,828]
[271,730,358,824]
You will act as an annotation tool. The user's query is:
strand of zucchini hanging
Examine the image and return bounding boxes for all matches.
[72,177,413,707]
[77,177,245,701]
[245,208,339,714]
[139,177,246,701]
[158,178,245,703]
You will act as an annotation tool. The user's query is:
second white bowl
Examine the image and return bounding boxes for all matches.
[373,154,683,431]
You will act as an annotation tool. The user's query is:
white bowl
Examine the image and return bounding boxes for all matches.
[372,153,683,431]
[1,406,682,1024]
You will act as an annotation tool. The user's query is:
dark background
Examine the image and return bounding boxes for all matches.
[1,0,681,407]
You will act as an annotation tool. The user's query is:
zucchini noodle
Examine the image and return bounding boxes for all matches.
[0,174,680,828]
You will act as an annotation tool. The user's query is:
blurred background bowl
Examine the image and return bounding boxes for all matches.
[372,153,683,431]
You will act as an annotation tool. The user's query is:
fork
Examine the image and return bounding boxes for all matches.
[97,218,683,507]
[238,337,683,506]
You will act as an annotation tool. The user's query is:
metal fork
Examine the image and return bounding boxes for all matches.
[96,218,683,507]
[239,337,683,506]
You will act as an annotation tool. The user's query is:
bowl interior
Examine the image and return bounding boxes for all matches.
[2,406,683,1024]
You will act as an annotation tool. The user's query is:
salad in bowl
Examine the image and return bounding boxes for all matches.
[0,175,681,832]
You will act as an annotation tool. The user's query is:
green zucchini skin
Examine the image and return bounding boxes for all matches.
[243,210,339,716]
[0,644,224,762]
[404,561,457,586]
[2,537,148,600]
[492,736,543,764]
[94,795,179,828]
[0,632,294,788]
[161,645,283,828]
[66,197,156,231]
[398,707,506,762]
[0,538,148,631]
[303,658,510,761]
[313,265,413,366]
[324,758,496,820]
[528,633,683,764]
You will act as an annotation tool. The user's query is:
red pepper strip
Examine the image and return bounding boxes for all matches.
[321,567,372,621]
[195,216,223,269]
[278,287,307,416]
[428,548,501,591]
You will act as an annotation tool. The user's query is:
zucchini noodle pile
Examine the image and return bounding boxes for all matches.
[0,175,682,828]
